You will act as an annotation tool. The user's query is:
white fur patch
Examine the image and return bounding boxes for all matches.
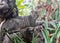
[0,20,5,32]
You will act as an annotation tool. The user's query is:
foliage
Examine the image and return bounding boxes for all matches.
[16,0,34,16]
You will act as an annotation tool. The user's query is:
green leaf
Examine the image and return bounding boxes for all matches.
[16,0,24,6]
[42,30,50,43]
[49,22,57,29]
[18,5,26,9]
[50,22,60,43]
